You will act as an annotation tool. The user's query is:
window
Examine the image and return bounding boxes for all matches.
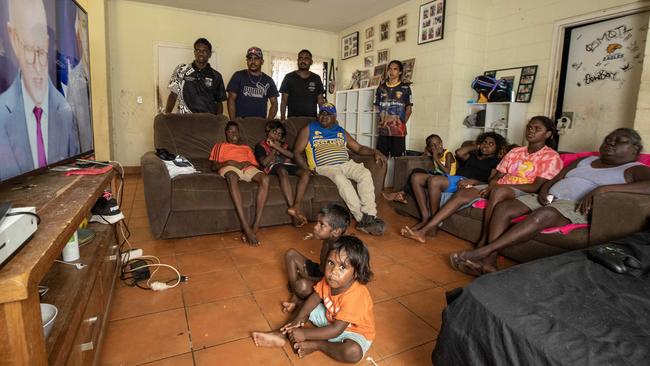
[267,52,327,117]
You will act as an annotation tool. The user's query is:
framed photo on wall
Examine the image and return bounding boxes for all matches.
[418,0,445,44]
[365,26,375,39]
[342,32,359,60]
[364,55,374,68]
[365,40,374,53]
[397,14,407,28]
[380,21,390,41]
[402,58,416,83]
[377,49,389,65]
[396,30,406,43]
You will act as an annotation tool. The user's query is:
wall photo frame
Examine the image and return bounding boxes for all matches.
[402,58,416,84]
[397,14,407,28]
[365,26,375,39]
[377,49,389,65]
[364,40,374,53]
[364,55,374,68]
[341,32,359,60]
[396,30,406,43]
[418,0,445,45]
[484,65,538,103]
[380,21,390,41]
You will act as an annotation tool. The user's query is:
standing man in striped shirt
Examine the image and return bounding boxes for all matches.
[293,103,387,235]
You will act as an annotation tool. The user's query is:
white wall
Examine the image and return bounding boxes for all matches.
[107,0,338,165]
[338,0,647,152]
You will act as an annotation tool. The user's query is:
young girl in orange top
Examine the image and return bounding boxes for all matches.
[252,236,375,363]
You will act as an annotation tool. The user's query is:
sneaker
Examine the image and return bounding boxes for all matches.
[358,215,386,236]
[356,214,374,230]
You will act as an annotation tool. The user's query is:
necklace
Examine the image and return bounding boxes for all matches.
[247,70,262,85]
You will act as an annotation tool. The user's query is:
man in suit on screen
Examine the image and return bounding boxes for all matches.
[0,0,80,180]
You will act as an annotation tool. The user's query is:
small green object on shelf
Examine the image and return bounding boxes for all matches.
[77,228,96,246]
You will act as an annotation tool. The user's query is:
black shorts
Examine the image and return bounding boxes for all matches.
[377,136,406,158]
[305,259,324,278]
[269,163,300,176]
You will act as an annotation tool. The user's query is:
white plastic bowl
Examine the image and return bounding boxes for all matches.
[40,303,58,338]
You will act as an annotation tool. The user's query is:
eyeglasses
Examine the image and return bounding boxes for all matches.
[14,33,48,67]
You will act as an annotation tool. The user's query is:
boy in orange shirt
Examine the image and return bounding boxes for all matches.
[253,236,375,363]
[210,121,269,245]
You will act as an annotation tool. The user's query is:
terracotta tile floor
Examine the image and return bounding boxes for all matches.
[99,174,488,365]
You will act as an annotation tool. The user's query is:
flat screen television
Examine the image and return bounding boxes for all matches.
[0,0,93,183]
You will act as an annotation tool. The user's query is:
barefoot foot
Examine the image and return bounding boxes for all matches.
[242,230,260,246]
[287,207,308,227]
[294,341,319,358]
[282,301,297,313]
[401,226,426,243]
[252,331,286,347]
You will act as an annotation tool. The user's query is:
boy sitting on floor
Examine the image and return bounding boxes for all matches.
[283,204,350,313]
[210,121,270,245]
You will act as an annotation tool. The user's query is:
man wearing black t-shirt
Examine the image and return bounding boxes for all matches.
[279,49,325,120]
[227,47,279,119]
[165,38,226,115]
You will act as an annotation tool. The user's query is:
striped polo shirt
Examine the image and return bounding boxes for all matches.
[305,121,349,170]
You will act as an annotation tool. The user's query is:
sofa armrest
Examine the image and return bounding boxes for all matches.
[393,156,435,191]
[141,152,172,238]
[350,153,387,198]
[589,192,650,245]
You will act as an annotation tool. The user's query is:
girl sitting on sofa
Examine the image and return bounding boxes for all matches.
[402,132,507,238]
[402,116,563,244]
[450,128,650,275]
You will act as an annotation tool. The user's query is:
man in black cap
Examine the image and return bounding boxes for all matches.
[226,46,279,119]
[165,38,226,115]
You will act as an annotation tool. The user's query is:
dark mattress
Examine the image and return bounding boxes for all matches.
[433,231,650,366]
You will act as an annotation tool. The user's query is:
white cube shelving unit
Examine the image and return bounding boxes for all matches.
[464,102,527,145]
[335,87,378,148]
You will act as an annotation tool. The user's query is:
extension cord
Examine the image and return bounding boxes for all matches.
[120,248,143,263]
[150,281,171,291]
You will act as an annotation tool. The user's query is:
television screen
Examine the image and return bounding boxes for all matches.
[0,0,92,182]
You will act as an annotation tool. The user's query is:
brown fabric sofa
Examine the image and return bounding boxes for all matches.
[141,113,387,239]
[390,156,650,263]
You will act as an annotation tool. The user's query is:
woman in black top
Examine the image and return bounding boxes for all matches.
[403,132,507,241]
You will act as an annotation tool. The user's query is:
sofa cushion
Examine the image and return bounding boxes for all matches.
[560,152,650,167]
[154,113,228,160]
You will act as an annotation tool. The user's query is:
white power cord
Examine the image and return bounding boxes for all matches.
[122,256,182,291]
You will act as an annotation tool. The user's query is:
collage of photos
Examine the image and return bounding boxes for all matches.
[342,31,359,60]
[516,65,537,102]
[418,0,445,44]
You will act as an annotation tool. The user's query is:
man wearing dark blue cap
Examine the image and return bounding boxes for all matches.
[293,103,388,235]
[226,47,279,119]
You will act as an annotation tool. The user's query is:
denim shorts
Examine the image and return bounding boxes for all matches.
[308,304,372,356]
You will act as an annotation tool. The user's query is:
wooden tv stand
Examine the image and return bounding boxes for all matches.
[0,170,119,366]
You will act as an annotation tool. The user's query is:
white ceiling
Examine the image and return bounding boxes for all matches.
[129,0,411,32]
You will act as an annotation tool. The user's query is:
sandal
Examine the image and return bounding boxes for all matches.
[450,252,492,277]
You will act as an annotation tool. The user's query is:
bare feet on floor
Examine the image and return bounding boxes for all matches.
[252,331,286,347]
[287,207,308,228]
[241,231,260,246]
[400,226,426,243]
[382,191,408,204]
[293,341,319,358]
[282,301,296,313]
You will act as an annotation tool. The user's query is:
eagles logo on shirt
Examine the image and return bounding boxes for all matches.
[395,91,402,99]
[337,132,344,139]
[313,130,323,139]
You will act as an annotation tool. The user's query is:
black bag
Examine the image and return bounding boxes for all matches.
[471,76,512,102]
